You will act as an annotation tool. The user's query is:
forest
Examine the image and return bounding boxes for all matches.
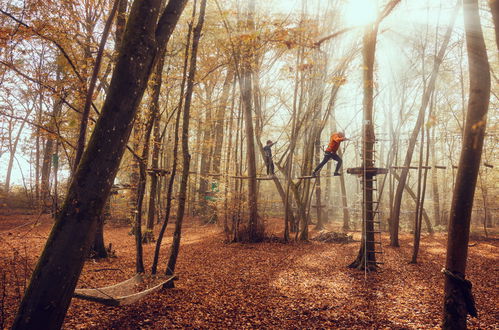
[0,0,497,329]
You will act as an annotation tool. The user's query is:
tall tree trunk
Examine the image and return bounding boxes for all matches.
[151,8,194,274]
[133,64,162,272]
[141,51,167,245]
[212,69,234,174]
[12,1,187,328]
[238,0,261,242]
[198,102,214,219]
[145,99,162,242]
[349,22,378,270]
[390,3,459,247]
[166,0,207,276]
[410,100,432,263]
[443,0,490,327]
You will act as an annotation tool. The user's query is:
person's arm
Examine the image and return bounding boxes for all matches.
[333,134,347,142]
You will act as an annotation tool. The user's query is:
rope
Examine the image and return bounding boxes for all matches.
[441,268,478,317]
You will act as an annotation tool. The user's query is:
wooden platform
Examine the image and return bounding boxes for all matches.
[391,166,431,170]
[298,175,318,180]
[346,167,389,176]
[230,176,275,180]
[147,168,170,176]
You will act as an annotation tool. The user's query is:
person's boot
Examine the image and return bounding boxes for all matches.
[334,172,341,176]
[312,171,318,177]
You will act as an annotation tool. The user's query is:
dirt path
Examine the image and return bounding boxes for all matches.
[1,214,498,329]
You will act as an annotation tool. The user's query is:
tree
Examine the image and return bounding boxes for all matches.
[166,0,207,276]
[389,2,459,247]
[12,0,188,328]
[349,0,400,270]
[442,0,490,328]
[239,0,261,242]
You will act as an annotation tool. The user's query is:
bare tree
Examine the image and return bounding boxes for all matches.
[390,2,459,247]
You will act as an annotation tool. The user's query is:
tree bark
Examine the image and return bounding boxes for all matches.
[144,59,164,243]
[12,1,187,328]
[443,0,490,327]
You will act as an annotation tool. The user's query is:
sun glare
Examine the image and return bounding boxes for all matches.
[343,0,379,27]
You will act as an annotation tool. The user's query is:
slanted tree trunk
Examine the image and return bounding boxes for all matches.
[443,0,490,327]
[12,1,187,328]
[166,0,207,276]
[390,2,459,247]
[391,171,432,231]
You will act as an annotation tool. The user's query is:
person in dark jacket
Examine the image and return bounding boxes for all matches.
[312,132,347,177]
[263,140,276,176]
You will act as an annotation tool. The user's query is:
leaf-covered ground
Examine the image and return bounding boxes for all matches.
[1,210,498,329]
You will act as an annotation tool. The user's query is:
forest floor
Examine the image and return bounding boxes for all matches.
[1,209,498,329]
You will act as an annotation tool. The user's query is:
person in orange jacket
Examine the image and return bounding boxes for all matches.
[312,132,348,177]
